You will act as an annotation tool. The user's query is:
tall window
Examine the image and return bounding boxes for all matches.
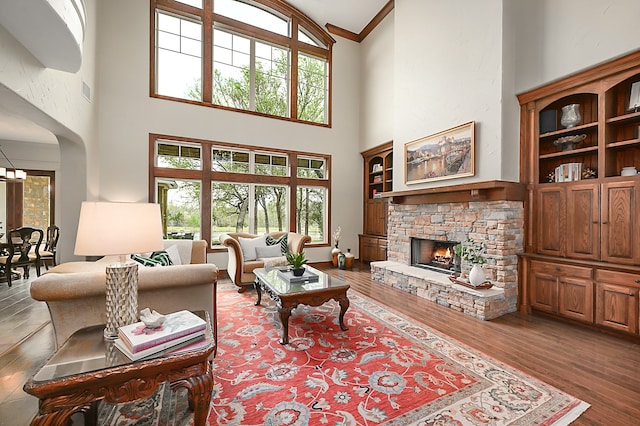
[152,0,333,125]
[151,135,331,248]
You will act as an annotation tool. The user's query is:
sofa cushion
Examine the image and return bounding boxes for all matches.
[255,244,282,259]
[266,234,288,254]
[238,235,267,261]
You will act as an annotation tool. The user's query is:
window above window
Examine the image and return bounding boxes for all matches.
[152,0,334,126]
[157,141,202,169]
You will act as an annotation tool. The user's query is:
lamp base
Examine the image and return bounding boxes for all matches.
[104,262,138,340]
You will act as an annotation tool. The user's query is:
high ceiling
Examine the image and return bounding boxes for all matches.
[288,0,390,34]
[0,0,391,146]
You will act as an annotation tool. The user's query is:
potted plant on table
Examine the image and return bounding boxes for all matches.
[286,252,307,276]
[457,238,487,286]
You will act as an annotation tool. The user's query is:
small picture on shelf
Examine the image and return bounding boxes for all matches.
[372,163,383,173]
[628,81,640,112]
[539,109,557,134]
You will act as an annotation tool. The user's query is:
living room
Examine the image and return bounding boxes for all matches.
[2,0,640,424]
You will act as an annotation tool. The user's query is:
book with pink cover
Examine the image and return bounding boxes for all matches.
[118,310,207,353]
[114,331,205,361]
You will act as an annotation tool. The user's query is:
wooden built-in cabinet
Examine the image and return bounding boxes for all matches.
[359,142,393,262]
[518,50,640,338]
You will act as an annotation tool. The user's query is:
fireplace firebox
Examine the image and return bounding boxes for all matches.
[410,238,459,274]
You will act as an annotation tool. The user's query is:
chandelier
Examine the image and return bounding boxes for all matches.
[0,147,27,180]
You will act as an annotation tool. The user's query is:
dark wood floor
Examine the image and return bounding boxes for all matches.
[2,262,640,425]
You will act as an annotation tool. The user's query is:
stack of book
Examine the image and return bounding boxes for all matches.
[114,310,207,360]
[554,162,582,182]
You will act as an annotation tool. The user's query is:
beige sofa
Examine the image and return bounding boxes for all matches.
[220,231,311,292]
[30,240,218,349]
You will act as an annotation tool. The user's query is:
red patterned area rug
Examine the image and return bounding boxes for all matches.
[102,283,589,425]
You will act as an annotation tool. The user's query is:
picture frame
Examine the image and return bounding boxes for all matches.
[628,81,640,112]
[405,121,475,184]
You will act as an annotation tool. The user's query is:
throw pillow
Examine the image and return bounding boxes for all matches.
[131,254,163,267]
[266,234,288,254]
[238,235,268,261]
[150,250,173,266]
[165,245,182,265]
[255,244,283,259]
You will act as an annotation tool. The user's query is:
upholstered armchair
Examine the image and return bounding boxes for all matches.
[220,231,311,292]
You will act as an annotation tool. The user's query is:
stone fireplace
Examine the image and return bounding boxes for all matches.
[370,181,525,320]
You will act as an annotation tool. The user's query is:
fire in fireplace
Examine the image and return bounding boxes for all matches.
[410,237,460,274]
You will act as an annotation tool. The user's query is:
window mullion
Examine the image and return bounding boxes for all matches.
[202,0,213,103]
[249,39,256,111]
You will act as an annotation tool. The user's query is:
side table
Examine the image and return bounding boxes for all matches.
[23,311,215,425]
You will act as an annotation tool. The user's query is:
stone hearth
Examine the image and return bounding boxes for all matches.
[371,181,525,320]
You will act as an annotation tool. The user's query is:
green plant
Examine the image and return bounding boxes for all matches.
[286,252,307,269]
[458,238,487,264]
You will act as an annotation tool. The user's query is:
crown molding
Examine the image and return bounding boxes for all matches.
[325,0,394,43]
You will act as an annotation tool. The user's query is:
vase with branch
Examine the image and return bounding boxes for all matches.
[331,226,342,267]
[454,238,487,286]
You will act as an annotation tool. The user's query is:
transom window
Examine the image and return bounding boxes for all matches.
[152,0,334,125]
[151,135,331,247]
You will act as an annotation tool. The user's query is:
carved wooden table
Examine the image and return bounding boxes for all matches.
[254,265,350,344]
[23,311,215,425]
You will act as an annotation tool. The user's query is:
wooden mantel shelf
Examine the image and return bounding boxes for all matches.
[380,180,525,205]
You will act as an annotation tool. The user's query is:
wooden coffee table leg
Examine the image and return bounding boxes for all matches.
[278,305,293,345]
[337,295,350,331]
[255,280,262,306]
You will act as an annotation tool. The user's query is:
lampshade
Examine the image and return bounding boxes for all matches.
[74,202,163,256]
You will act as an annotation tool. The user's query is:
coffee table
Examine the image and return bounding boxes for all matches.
[23,311,215,425]
[254,265,350,344]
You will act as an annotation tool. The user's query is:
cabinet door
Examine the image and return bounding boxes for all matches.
[601,181,640,265]
[359,235,378,262]
[566,183,599,260]
[365,199,387,236]
[595,282,638,334]
[536,186,565,256]
[376,238,387,261]
[558,276,594,322]
[529,261,558,313]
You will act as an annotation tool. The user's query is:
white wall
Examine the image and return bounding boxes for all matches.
[514,0,640,93]
[95,0,363,264]
[360,10,394,152]
[0,0,98,262]
[393,0,505,192]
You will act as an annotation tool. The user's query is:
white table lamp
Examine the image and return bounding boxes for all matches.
[74,202,163,340]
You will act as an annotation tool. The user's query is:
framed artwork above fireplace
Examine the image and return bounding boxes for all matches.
[404,121,475,184]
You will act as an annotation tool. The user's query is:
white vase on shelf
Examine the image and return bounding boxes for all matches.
[560,104,581,128]
[468,264,485,286]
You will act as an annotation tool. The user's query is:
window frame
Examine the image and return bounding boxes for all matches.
[151,0,334,127]
[149,133,332,250]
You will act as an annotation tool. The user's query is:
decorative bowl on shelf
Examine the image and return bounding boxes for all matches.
[553,134,587,151]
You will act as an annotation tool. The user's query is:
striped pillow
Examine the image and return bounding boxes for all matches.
[131,250,173,267]
[131,254,163,267]
[150,250,173,266]
[266,234,288,254]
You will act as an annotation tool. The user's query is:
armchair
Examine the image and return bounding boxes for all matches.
[220,231,311,292]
